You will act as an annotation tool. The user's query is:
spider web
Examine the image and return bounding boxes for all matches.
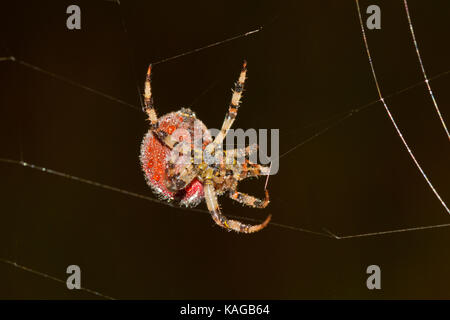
[0,0,449,299]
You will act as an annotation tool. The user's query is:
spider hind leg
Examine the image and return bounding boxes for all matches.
[230,189,269,209]
[204,181,271,233]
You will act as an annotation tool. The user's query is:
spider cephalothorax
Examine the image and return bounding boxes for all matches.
[140,62,271,233]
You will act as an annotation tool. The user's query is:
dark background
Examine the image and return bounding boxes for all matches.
[0,0,449,299]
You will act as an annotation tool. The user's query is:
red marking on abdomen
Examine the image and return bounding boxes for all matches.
[140,112,209,206]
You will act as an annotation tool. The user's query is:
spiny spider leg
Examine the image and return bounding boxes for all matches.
[144,65,158,127]
[224,144,258,164]
[209,61,247,152]
[204,180,271,233]
[230,189,270,209]
[237,161,271,180]
[144,64,181,149]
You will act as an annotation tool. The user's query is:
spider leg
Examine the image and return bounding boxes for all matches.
[237,160,271,180]
[230,189,270,208]
[204,181,271,233]
[144,65,158,127]
[224,144,257,164]
[209,61,247,151]
[144,65,183,149]
[231,161,271,207]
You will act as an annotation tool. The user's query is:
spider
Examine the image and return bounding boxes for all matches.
[139,61,272,233]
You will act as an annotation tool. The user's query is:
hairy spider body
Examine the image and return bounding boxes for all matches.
[140,62,271,233]
[140,110,211,207]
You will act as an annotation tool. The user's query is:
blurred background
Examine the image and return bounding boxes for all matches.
[0,0,449,299]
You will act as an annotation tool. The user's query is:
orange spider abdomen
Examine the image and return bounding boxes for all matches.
[140,110,210,207]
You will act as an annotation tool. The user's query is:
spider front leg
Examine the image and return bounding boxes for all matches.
[144,65,158,127]
[144,64,181,148]
[209,61,247,152]
[204,180,271,233]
